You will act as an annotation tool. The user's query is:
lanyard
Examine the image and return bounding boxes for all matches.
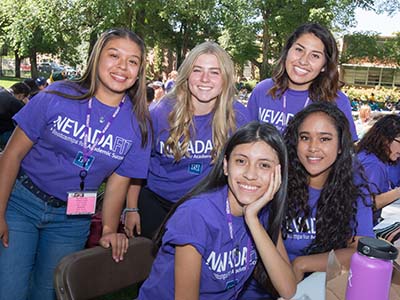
[225,198,252,297]
[282,94,310,130]
[79,95,126,191]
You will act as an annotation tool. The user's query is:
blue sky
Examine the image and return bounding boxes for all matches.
[352,8,400,35]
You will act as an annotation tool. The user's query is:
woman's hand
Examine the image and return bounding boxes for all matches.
[0,217,9,248]
[244,164,281,219]
[124,211,141,238]
[99,232,129,262]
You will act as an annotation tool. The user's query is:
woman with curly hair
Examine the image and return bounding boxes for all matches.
[247,23,357,141]
[239,102,373,299]
[356,114,400,224]
[124,41,250,239]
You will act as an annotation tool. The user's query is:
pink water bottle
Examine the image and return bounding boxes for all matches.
[346,237,398,300]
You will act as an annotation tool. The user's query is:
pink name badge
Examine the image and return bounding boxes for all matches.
[67,191,97,215]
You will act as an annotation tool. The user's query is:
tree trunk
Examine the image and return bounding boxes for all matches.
[87,30,98,63]
[260,10,272,80]
[134,7,146,40]
[15,51,21,78]
[167,49,174,73]
[176,23,184,69]
[30,49,38,79]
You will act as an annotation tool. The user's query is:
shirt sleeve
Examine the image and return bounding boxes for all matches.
[246,90,259,121]
[234,101,251,128]
[115,122,151,179]
[364,162,389,194]
[336,91,358,142]
[162,202,209,257]
[355,193,375,237]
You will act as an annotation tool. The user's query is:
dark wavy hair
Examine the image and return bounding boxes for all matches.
[154,121,288,289]
[282,102,369,254]
[48,28,150,146]
[356,114,400,164]
[269,23,340,102]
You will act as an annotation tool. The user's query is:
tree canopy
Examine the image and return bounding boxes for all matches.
[0,0,398,79]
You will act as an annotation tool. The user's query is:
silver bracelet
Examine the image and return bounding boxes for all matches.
[123,207,139,215]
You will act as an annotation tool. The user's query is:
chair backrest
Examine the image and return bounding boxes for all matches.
[54,237,154,300]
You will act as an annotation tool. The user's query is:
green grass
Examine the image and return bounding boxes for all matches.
[0,76,23,88]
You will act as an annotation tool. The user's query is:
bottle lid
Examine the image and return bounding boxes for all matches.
[357,237,398,260]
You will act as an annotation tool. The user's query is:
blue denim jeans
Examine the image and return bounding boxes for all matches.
[0,179,91,300]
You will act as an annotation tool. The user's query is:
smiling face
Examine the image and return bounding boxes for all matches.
[297,112,340,189]
[389,137,400,161]
[96,37,141,105]
[188,53,224,115]
[224,141,279,216]
[285,33,327,91]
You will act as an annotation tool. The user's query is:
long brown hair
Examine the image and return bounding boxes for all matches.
[48,28,150,146]
[269,23,340,102]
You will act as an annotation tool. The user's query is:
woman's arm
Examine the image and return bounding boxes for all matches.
[99,172,131,262]
[244,166,296,299]
[246,219,296,299]
[0,127,33,247]
[124,179,143,237]
[374,188,400,209]
[292,236,362,282]
[175,244,201,300]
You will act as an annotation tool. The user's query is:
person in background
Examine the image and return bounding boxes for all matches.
[148,80,165,109]
[239,102,374,299]
[355,104,373,139]
[356,114,400,224]
[165,70,178,93]
[35,76,48,91]
[48,70,67,84]
[146,85,155,107]
[138,121,296,300]
[0,28,151,300]
[0,82,31,148]
[124,41,250,239]
[23,78,40,99]
[247,23,357,141]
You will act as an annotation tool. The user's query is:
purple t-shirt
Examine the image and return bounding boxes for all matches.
[357,150,391,223]
[247,79,358,141]
[13,81,151,200]
[387,162,400,188]
[147,98,250,202]
[138,186,258,300]
[239,185,374,300]
[357,151,390,195]
[283,186,374,262]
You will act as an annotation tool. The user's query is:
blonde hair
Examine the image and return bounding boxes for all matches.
[165,41,237,161]
[359,105,371,123]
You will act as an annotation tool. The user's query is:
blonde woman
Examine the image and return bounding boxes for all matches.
[124,41,250,238]
[355,104,372,139]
